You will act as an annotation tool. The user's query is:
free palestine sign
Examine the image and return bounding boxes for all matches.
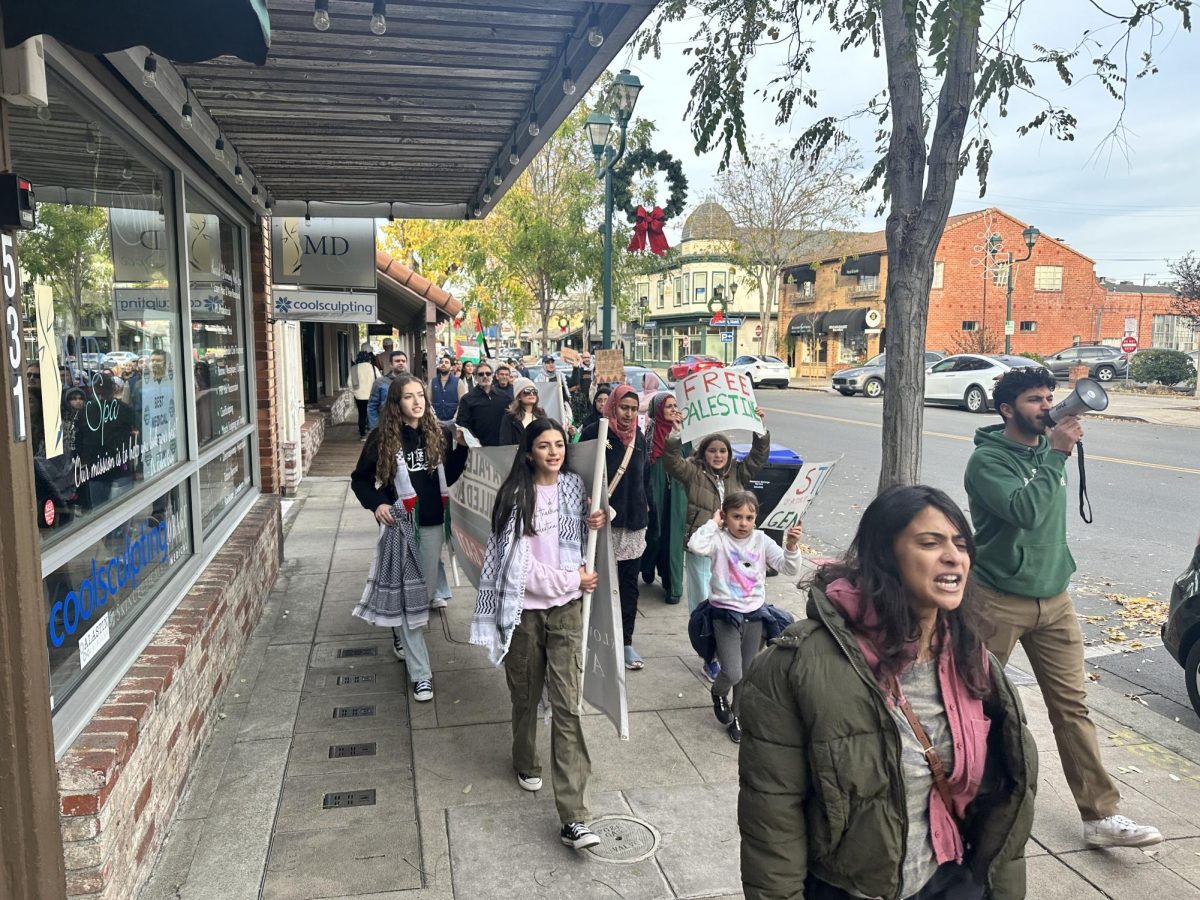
[676,369,764,445]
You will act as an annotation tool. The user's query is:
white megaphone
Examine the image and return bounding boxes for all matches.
[1046,377,1109,425]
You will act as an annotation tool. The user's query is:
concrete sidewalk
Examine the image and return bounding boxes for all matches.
[139,475,1200,900]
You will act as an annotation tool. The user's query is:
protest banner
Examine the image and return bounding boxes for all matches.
[559,346,581,366]
[676,369,764,445]
[760,457,842,531]
[448,439,627,739]
[594,348,624,384]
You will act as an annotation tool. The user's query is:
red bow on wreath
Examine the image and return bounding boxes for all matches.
[627,206,669,256]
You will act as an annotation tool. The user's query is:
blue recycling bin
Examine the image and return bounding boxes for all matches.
[732,443,804,556]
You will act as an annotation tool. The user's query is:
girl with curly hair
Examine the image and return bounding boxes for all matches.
[351,375,467,703]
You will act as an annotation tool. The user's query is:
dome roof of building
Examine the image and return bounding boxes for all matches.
[681,200,735,242]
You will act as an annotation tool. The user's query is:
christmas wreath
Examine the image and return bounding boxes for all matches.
[610,147,688,256]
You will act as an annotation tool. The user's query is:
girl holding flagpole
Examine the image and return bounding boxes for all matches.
[469,418,607,851]
[351,375,467,703]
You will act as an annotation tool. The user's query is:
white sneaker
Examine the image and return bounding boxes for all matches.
[1083,814,1163,848]
[517,772,542,792]
[431,597,449,609]
[413,679,433,702]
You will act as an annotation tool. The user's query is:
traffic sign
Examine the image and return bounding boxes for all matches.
[754,323,762,339]
[1004,320,1015,336]
[720,330,734,343]
[1121,335,1138,354]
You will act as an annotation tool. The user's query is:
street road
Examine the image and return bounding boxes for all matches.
[752,387,1200,730]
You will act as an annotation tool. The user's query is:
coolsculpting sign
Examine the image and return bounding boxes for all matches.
[271,289,378,323]
[676,369,764,444]
[448,441,627,738]
[271,216,377,289]
[114,287,171,320]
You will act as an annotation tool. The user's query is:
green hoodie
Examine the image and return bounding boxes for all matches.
[964,424,1076,598]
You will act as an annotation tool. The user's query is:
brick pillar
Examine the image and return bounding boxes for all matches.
[250,218,279,493]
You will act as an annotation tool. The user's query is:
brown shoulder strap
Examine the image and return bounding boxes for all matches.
[607,437,637,497]
[892,678,960,824]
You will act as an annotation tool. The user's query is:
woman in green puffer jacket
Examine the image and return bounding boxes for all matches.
[738,485,1037,900]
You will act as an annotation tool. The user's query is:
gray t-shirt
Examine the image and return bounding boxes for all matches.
[888,659,955,898]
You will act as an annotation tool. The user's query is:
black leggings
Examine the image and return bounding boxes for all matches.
[806,863,982,900]
[616,557,640,646]
[355,398,369,436]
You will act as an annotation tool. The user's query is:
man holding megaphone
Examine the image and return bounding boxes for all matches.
[964,367,1162,850]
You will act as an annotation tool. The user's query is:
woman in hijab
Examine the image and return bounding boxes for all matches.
[579,384,651,669]
[579,384,612,433]
[640,392,687,605]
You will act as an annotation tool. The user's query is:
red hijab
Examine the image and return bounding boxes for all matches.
[603,383,639,447]
[648,392,675,464]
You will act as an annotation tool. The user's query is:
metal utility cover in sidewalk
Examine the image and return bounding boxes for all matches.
[586,815,660,864]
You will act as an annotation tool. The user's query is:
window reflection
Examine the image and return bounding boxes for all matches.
[13,72,183,544]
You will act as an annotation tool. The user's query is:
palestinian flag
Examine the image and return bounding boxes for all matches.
[475,312,492,360]
[454,341,482,362]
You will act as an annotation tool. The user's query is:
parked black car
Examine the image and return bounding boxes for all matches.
[1044,344,1129,382]
[1163,531,1200,719]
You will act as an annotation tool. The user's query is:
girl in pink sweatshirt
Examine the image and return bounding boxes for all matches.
[688,491,802,742]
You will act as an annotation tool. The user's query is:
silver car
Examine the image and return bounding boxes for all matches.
[832,351,945,398]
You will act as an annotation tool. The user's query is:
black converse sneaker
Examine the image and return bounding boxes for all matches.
[560,822,601,850]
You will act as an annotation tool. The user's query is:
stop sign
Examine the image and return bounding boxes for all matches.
[1121,336,1138,354]
[754,323,762,338]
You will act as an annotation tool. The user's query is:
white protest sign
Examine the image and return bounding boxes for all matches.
[456,426,482,449]
[676,369,764,445]
[761,457,842,531]
[448,440,626,739]
[535,378,572,426]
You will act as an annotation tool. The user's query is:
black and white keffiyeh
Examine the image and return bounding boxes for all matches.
[469,471,587,664]
[354,504,429,629]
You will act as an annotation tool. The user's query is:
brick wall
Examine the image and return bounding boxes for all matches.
[327,388,355,426]
[251,217,280,494]
[926,213,1108,356]
[780,209,1112,373]
[1097,291,1177,346]
[55,496,281,899]
[281,410,328,494]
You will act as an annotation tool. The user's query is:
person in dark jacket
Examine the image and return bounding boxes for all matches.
[579,385,611,433]
[351,375,467,703]
[454,360,508,446]
[738,485,1037,900]
[579,384,651,670]
[430,354,460,422]
[498,377,546,446]
[641,392,687,605]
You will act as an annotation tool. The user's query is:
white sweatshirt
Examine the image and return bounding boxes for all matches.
[687,519,801,614]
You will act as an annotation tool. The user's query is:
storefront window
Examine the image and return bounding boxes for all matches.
[693,272,709,307]
[199,438,251,534]
[186,192,248,446]
[15,72,184,547]
[43,484,192,708]
[712,271,727,305]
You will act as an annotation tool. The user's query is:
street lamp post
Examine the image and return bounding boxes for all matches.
[584,69,643,350]
[991,227,1040,354]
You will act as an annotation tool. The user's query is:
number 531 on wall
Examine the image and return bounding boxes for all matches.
[3,232,27,443]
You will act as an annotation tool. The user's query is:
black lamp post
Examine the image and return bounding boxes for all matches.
[991,226,1040,353]
[584,69,643,350]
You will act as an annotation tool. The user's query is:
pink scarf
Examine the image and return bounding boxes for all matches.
[824,577,991,866]
[604,384,638,448]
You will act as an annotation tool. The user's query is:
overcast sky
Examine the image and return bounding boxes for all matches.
[603,2,1198,285]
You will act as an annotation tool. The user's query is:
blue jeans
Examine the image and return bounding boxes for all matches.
[390,524,444,683]
[685,550,712,613]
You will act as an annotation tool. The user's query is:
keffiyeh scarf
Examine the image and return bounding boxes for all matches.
[469,471,587,664]
[353,450,442,628]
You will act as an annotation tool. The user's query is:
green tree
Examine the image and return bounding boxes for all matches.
[19,204,112,351]
[641,0,1189,490]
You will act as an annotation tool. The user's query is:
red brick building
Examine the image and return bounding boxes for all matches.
[1095,279,1191,351]
[781,208,1112,375]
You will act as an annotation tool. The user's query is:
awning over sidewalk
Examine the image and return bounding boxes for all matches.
[820,308,870,334]
[788,313,824,335]
[136,0,658,220]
